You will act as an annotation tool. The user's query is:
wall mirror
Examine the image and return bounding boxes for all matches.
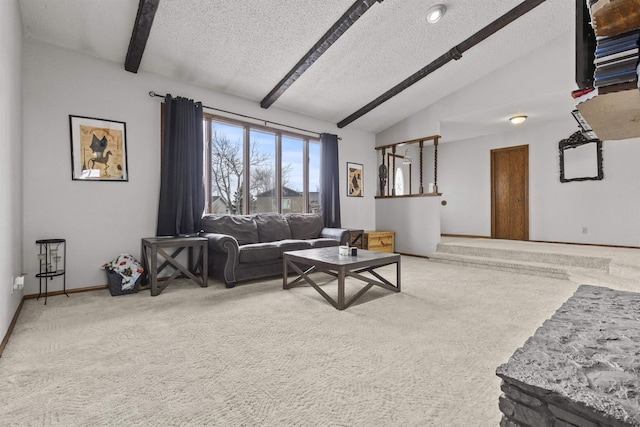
[559,131,603,183]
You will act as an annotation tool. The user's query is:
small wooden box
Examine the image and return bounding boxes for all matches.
[363,231,395,253]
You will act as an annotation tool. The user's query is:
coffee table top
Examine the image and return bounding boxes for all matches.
[283,246,399,269]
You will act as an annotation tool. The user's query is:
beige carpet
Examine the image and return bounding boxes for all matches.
[0,257,586,426]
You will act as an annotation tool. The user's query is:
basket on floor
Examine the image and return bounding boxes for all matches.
[106,269,141,296]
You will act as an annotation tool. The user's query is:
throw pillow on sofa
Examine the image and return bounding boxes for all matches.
[200,215,258,245]
[285,214,323,240]
[255,213,291,242]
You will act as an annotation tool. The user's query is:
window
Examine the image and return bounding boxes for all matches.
[204,113,320,215]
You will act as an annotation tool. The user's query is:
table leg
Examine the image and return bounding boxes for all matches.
[150,244,159,296]
[337,267,346,310]
[396,257,401,291]
[201,243,208,287]
[283,256,289,289]
[140,241,149,286]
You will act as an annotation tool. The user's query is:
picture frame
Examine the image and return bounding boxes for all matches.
[347,162,363,197]
[69,115,128,181]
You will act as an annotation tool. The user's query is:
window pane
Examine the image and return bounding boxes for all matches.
[210,121,244,214]
[282,136,304,213]
[250,129,276,214]
[309,141,320,214]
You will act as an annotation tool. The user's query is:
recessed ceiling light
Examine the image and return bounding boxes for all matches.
[426,4,446,24]
[509,115,527,125]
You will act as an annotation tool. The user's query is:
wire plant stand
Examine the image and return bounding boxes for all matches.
[36,238,68,304]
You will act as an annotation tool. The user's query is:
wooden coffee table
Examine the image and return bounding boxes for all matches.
[283,247,400,310]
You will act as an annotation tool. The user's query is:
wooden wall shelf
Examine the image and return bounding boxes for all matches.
[375,192,441,199]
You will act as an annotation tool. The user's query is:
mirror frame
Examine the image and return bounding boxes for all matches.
[559,131,603,183]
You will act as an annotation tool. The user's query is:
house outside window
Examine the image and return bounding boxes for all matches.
[204,113,320,215]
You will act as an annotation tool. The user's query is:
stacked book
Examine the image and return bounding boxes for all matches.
[593,29,639,88]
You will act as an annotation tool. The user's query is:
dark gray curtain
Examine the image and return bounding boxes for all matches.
[320,133,341,228]
[156,95,205,236]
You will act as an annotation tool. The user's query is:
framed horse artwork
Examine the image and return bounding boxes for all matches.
[69,115,129,181]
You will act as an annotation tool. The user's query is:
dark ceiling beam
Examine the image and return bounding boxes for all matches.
[260,0,384,109]
[337,0,547,128]
[125,0,160,73]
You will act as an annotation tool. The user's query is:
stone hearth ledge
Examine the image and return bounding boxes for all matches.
[496,285,640,427]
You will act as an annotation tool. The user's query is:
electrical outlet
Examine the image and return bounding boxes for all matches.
[11,275,25,294]
[582,226,588,234]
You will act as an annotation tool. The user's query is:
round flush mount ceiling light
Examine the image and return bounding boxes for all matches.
[509,115,528,125]
[426,4,447,24]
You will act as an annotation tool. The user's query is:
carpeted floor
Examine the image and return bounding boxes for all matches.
[0,257,586,426]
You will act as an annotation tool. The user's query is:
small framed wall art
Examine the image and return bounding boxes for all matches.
[69,115,129,181]
[347,162,363,197]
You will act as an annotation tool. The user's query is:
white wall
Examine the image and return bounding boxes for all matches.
[437,118,640,246]
[22,39,375,294]
[376,197,441,255]
[375,31,640,247]
[0,0,24,341]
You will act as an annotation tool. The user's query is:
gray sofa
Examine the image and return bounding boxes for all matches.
[199,213,349,287]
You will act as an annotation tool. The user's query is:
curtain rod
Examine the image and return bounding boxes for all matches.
[149,91,339,139]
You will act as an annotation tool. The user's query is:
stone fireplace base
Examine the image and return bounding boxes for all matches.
[496,285,640,427]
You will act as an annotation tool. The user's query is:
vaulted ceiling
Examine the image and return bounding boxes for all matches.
[19,0,576,134]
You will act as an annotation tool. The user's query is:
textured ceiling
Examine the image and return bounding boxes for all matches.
[19,0,576,135]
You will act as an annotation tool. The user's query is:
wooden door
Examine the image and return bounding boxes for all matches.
[491,145,529,240]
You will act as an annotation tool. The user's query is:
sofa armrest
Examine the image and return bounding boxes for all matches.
[320,228,350,245]
[199,232,240,286]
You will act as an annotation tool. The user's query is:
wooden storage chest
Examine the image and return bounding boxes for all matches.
[363,231,395,253]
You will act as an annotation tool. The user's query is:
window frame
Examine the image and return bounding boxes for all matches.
[203,112,319,215]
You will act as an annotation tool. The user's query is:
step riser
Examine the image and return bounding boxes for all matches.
[435,243,610,271]
[429,257,569,280]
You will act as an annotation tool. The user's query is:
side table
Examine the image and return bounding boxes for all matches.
[140,237,208,296]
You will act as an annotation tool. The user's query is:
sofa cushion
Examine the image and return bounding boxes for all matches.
[308,238,341,248]
[238,243,280,263]
[200,215,258,245]
[255,213,291,242]
[276,239,312,256]
[285,214,323,240]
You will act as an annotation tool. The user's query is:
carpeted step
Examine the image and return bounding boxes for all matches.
[434,242,611,271]
[610,261,640,281]
[427,252,573,280]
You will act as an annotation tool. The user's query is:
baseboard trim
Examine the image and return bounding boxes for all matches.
[23,284,108,300]
[441,234,491,239]
[0,297,25,358]
[397,252,429,259]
